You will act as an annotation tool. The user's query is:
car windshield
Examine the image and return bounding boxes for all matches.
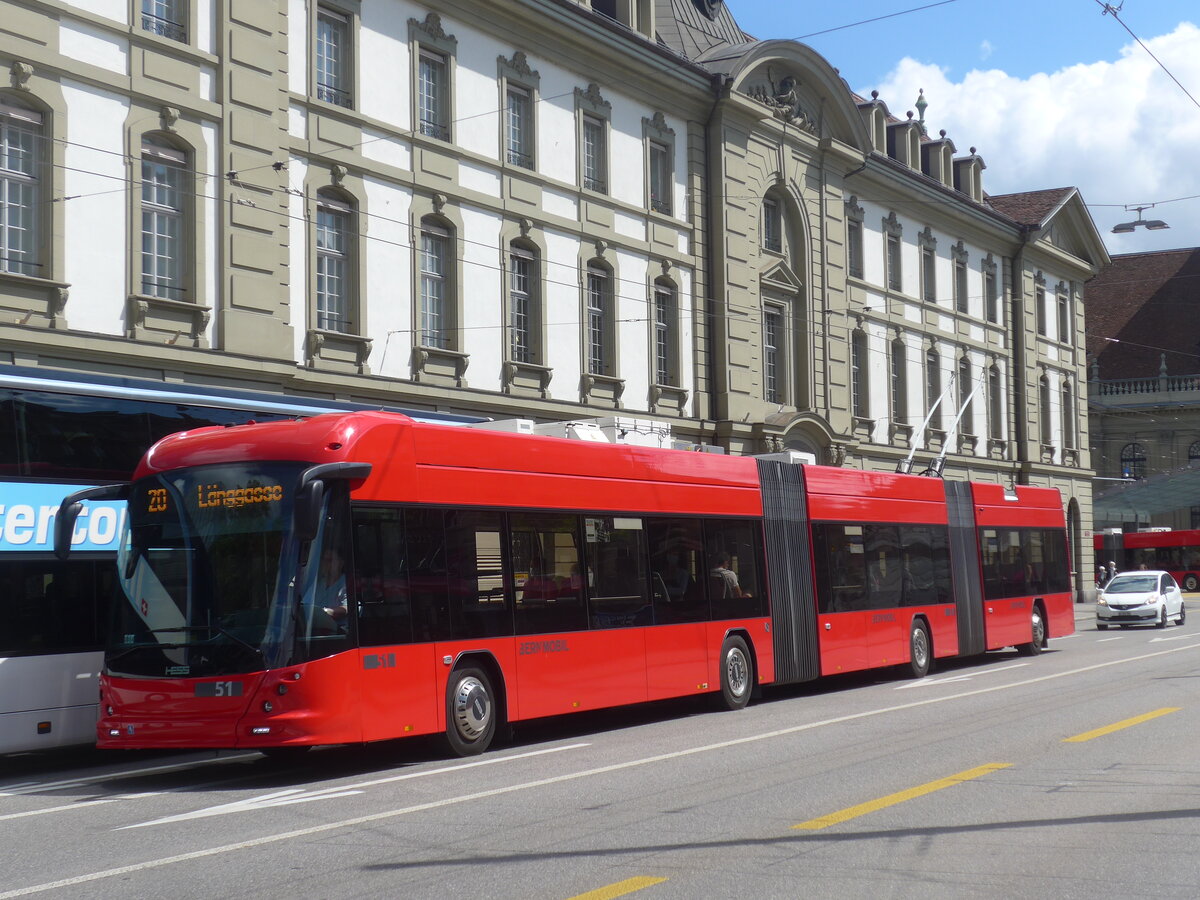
[1105,575,1158,594]
[110,462,306,677]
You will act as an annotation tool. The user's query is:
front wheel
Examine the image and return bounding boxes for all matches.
[445,666,498,757]
[1157,606,1168,629]
[1016,606,1045,656]
[717,636,753,710]
[908,620,932,678]
[1178,603,1187,626]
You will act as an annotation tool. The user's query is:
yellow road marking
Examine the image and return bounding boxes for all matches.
[567,877,667,900]
[792,762,1012,831]
[1062,707,1181,743]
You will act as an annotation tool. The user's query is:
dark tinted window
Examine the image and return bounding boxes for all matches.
[352,507,412,646]
[511,512,587,635]
[0,390,289,480]
[813,522,953,613]
[585,516,650,628]
[980,527,1070,598]
[646,517,707,624]
[705,518,766,619]
[0,557,115,655]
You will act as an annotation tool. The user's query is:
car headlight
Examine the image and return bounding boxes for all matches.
[1097,598,1108,606]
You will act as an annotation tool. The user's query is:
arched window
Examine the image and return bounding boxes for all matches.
[958,355,973,432]
[988,364,1003,441]
[585,260,613,375]
[508,241,540,364]
[140,134,191,299]
[851,330,868,418]
[0,95,43,277]
[419,215,452,347]
[652,278,677,386]
[1061,380,1076,450]
[1121,443,1146,479]
[890,337,907,424]
[925,347,941,430]
[1039,375,1053,446]
[315,189,355,332]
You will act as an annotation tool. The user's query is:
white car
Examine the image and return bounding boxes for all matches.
[1097,570,1187,629]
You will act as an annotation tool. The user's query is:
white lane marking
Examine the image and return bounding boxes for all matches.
[1098,637,1123,643]
[7,640,1200,898]
[0,754,261,796]
[894,663,1029,690]
[1150,633,1196,643]
[0,799,119,821]
[1054,633,1082,640]
[120,743,589,829]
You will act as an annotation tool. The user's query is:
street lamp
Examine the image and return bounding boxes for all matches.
[1112,204,1170,233]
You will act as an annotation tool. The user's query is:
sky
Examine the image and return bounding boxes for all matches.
[730,0,1200,257]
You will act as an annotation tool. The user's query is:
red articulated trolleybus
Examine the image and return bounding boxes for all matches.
[55,412,1073,757]
[1095,530,1200,592]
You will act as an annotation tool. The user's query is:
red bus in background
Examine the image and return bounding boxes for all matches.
[1095,530,1200,591]
[57,412,1073,758]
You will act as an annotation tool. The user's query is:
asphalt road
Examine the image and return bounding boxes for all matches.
[2,603,1199,900]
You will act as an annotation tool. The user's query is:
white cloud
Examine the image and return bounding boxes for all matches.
[979,39,993,61]
[867,22,1200,254]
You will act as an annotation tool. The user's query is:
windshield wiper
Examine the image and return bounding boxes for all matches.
[135,626,265,665]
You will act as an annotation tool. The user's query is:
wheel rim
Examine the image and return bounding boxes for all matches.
[912,628,929,669]
[451,676,491,742]
[1032,610,1045,646]
[726,647,749,699]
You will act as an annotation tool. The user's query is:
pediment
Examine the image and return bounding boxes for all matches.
[761,259,803,291]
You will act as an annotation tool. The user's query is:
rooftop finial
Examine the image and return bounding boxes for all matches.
[914,88,928,135]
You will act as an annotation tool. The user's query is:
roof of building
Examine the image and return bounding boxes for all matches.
[1084,248,1200,378]
[654,0,749,60]
[986,188,1077,226]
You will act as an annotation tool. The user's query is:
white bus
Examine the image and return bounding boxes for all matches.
[0,364,480,754]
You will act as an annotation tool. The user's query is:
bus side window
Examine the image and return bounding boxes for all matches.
[705,519,766,619]
[352,508,412,646]
[511,512,587,636]
[585,516,650,628]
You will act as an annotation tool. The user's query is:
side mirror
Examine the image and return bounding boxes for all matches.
[54,483,130,560]
[294,479,325,544]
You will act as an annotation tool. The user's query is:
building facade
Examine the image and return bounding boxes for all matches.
[1086,248,1200,530]
[1,0,1107,597]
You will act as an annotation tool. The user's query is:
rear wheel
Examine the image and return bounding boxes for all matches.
[717,636,752,710]
[445,666,498,757]
[1017,605,1045,656]
[1184,574,1198,592]
[908,620,932,678]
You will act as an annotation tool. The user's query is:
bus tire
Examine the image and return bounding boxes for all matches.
[445,666,497,757]
[717,636,753,710]
[1017,604,1046,656]
[908,620,932,678]
[1184,574,1198,593]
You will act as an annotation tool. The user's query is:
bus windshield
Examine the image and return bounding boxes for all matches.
[110,461,348,677]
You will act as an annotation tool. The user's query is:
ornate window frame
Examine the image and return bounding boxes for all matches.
[498,51,539,170]
[982,253,999,324]
[1,72,70,330]
[125,105,211,347]
[576,83,610,195]
[580,242,623,407]
[643,111,675,216]
[303,165,370,373]
[952,240,969,314]
[918,226,937,303]
[884,211,902,292]
[500,217,551,398]
[846,196,864,279]
[310,1,360,111]
[410,12,457,143]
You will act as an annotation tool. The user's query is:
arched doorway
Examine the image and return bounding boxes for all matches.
[1067,497,1083,604]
